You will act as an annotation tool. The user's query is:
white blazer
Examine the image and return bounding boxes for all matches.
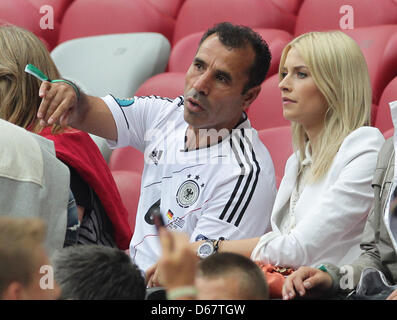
[251,126,385,269]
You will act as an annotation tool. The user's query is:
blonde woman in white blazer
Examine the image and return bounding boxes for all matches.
[215,31,385,269]
[147,31,385,288]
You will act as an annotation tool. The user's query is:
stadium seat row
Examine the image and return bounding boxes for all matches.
[1,0,396,50]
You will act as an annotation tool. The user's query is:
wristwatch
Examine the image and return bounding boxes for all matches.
[197,240,217,259]
[196,237,225,259]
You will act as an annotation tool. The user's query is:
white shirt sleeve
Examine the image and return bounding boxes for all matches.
[101,95,170,152]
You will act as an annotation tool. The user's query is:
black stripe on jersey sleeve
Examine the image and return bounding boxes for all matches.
[234,130,261,227]
[219,135,246,221]
[226,132,255,224]
[109,94,130,130]
[136,95,173,103]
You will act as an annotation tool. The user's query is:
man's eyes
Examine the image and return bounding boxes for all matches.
[194,62,203,70]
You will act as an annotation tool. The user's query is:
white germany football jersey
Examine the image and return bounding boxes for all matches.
[103,94,277,271]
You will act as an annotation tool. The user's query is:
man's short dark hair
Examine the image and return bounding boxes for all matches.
[199,22,272,94]
[52,245,146,300]
[197,252,269,300]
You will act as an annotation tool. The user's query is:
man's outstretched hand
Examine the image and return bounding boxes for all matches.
[37,81,79,128]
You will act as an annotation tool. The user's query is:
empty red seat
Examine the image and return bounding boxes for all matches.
[343,25,397,104]
[169,28,293,78]
[28,0,74,23]
[374,76,397,133]
[295,0,397,36]
[269,0,304,15]
[111,170,141,233]
[109,147,145,174]
[0,0,59,49]
[146,0,185,19]
[173,0,296,45]
[247,74,290,130]
[58,0,175,44]
[135,72,185,99]
[258,126,293,188]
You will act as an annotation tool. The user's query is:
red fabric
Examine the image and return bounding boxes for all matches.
[257,263,294,299]
[39,127,132,249]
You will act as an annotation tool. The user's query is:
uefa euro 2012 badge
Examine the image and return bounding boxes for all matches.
[115,97,135,107]
[176,174,205,208]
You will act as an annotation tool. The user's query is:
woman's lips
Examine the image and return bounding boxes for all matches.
[282,97,297,105]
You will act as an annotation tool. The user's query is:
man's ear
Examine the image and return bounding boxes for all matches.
[1,282,23,300]
[242,85,261,111]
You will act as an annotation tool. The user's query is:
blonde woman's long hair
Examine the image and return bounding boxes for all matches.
[0,25,62,134]
[279,31,372,182]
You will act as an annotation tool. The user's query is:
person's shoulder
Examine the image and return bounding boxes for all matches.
[340,126,385,152]
[0,119,50,155]
[134,94,184,107]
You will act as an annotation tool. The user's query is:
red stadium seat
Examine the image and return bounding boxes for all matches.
[58,0,175,44]
[0,0,59,49]
[374,77,397,133]
[135,72,185,99]
[269,0,304,15]
[247,74,290,130]
[173,0,296,45]
[258,126,293,188]
[343,25,397,104]
[295,0,397,36]
[169,29,293,78]
[109,147,145,174]
[111,170,141,233]
[28,0,74,23]
[146,0,185,19]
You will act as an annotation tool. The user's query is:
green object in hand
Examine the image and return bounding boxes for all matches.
[24,64,80,100]
[24,64,50,82]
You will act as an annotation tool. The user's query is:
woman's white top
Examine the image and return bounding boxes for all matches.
[251,126,385,269]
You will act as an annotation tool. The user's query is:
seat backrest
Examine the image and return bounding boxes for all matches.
[146,0,185,19]
[295,0,397,36]
[269,0,304,15]
[109,146,145,174]
[135,72,185,99]
[58,0,175,44]
[51,33,171,97]
[343,25,397,104]
[374,76,397,133]
[0,0,59,49]
[111,170,141,233]
[173,0,295,44]
[28,0,74,23]
[169,28,293,78]
[258,126,293,188]
[247,74,290,130]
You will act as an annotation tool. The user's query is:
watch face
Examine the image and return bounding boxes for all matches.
[198,242,214,258]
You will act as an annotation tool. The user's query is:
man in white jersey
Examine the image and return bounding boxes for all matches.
[36,22,277,272]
